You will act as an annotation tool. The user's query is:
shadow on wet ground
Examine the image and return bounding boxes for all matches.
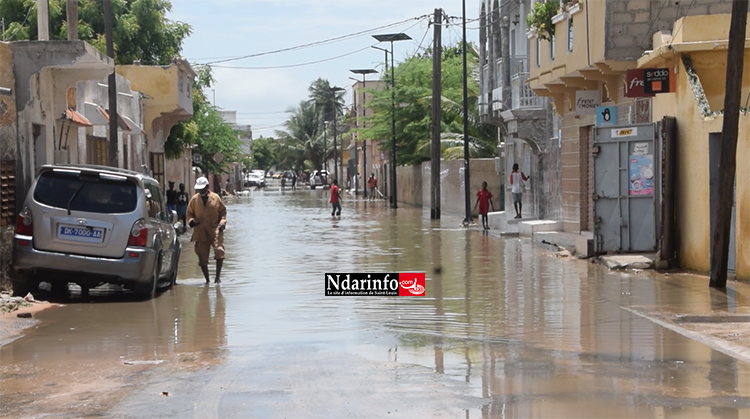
[1,188,749,418]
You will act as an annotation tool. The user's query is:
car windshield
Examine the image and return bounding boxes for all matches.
[34,171,138,214]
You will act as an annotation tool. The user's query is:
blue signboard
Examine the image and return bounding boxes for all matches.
[596,106,617,127]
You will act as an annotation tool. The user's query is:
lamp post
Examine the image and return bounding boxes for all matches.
[323,120,330,175]
[461,0,472,225]
[373,33,411,209]
[350,69,377,199]
[328,86,345,184]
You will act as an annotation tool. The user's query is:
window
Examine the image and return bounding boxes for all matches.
[145,182,166,221]
[550,35,556,60]
[567,18,574,52]
[536,37,541,67]
[33,170,138,214]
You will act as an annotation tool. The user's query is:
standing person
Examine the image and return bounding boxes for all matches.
[186,177,227,284]
[176,183,189,232]
[367,173,377,201]
[330,179,342,216]
[292,171,297,191]
[166,181,177,213]
[474,181,495,230]
[510,163,530,219]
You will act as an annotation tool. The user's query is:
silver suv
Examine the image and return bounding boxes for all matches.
[12,165,181,299]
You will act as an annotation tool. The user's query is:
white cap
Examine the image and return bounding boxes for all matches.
[194,177,209,190]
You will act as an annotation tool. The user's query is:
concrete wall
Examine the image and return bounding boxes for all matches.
[396,164,422,207]
[166,148,197,197]
[419,158,501,217]
[0,42,18,290]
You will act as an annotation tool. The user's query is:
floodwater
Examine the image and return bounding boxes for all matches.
[1,187,749,418]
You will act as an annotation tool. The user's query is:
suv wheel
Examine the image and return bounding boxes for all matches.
[135,254,160,299]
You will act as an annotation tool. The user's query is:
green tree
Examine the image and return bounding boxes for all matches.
[250,137,278,171]
[360,43,496,165]
[308,78,346,123]
[167,65,242,176]
[0,0,191,65]
[275,100,327,171]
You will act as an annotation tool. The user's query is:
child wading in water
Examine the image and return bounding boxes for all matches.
[510,163,530,219]
[474,181,495,230]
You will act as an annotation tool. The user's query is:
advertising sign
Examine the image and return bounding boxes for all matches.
[644,68,674,94]
[575,90,600,115]
[612,127,638,138]
[626,69,655,98]
[596,106,617,126]
[629,154,655,196]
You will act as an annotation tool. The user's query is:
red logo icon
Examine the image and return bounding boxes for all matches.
[399,273,426,296]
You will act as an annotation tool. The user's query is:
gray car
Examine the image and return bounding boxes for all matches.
[11,165,181,299]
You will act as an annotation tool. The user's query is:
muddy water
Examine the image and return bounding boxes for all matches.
[1,189,749,418]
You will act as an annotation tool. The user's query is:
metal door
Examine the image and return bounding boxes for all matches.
[593,124,658,253]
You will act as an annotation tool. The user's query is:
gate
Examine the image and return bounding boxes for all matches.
[593,123,658,253]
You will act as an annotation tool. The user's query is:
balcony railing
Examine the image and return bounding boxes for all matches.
[512,72,542,109]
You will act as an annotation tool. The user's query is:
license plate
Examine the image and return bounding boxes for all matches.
[58,225,105,243]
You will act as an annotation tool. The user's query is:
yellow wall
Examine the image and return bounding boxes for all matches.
[651,51,750,277]
[529,1,605,87]
[116,65,180,138]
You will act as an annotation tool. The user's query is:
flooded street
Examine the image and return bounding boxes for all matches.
[2,189,750,418]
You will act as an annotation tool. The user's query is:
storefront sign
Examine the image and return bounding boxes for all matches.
[644,68,675,94]
[626,69,655,98]
[576,90,600,115]
[612,127,638,138]
[596,106,617,126]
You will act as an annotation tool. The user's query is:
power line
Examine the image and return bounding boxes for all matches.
[210,45,376,70]
[6,1,34,41]
[201,16,429,65]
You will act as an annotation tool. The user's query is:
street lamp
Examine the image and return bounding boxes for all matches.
[350,68,377,199]
[461,0,472,225]
[323,120,330,175]
[327,86,345,184]
[373,32,411,209]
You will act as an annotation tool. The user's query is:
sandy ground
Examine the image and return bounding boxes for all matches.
[0,299,56,347]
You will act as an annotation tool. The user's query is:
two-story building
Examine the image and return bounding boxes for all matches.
[478,0,559,222]
[523,0,731,259]
[117,59,197,194]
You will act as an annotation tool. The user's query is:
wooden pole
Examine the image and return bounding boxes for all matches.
[431,9,442,219]
[709,0,748,289]
[104,0,119,168]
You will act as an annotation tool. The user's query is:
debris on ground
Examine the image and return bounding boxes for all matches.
[554,249,573,258]
[0,293,33,315]
[124,360,166,366]
[16,312,32,318]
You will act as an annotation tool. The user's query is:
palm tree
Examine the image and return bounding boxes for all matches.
[308,78,346,123]
[275,100,327,170]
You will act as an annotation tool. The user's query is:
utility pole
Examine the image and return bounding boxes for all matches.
[66,0,77,40]
[431,8,443,219]
[710,0,748,289]
[104,0,119,168]
[2,19,5,41]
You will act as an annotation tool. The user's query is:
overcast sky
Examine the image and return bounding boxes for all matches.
[168,0,480,138]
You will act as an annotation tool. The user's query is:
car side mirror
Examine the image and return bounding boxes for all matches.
[169,210,177,223]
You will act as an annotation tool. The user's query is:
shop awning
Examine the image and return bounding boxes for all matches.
[62,108,93,127]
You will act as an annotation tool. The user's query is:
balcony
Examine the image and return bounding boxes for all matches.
[512,73,543,109]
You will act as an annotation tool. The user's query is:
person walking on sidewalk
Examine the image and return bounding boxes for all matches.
[186,177,227,284]
[474,181,495,230]
[367,173,377,201]
[510,163,530,219]
[166,181,177,213]
[330,179,342,216]
[176,183,189,233]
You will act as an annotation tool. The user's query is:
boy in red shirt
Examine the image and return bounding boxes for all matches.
[330,179,342,216]
[474,181,494,230]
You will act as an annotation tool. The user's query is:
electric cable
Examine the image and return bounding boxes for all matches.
[210,45,376,70]
[201,16,429,65]
[6,1,34,41]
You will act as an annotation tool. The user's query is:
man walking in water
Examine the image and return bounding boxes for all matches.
[186,177,227,284]
[367,173,377,201]
[510,163,530,219]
